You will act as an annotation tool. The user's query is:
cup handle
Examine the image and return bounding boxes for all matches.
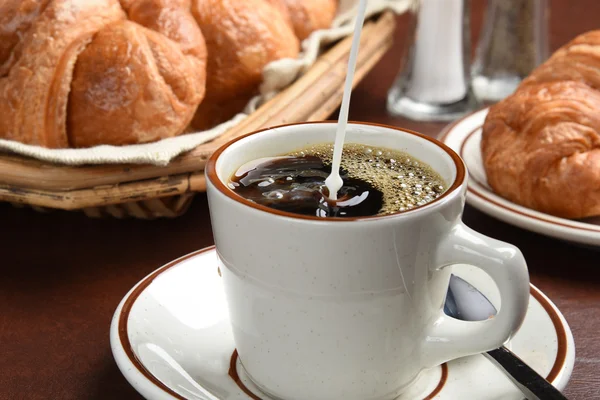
[422,222,530,367]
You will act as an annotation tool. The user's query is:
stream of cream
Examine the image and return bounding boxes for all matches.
[324,0,368,200]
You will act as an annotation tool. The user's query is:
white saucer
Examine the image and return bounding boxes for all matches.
[439,108,600,247]
[110,247,575,400]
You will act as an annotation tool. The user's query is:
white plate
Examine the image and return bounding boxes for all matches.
[440,108,600,247]
[110,247,575,400]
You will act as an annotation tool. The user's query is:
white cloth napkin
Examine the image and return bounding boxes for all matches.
[0,0,410,167]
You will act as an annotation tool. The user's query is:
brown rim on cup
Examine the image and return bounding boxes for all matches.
[206,121,466,221]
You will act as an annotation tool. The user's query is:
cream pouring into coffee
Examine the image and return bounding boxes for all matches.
[228,0,447,217]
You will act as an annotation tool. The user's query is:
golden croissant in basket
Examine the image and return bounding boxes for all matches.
[0,0,337,148]
[481,30,600,219]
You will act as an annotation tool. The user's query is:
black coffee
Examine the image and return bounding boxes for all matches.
[229,143,446,218]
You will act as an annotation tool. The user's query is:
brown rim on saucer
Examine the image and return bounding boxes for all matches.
[117,249,206,400]
[205,121,467,221]
[117,246,570,400]
[228,349,449,400]
[443,113,600,234]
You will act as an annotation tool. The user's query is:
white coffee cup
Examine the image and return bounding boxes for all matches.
[206,122,529,400]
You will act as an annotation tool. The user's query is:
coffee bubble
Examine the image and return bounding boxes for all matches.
[288,143,446,214]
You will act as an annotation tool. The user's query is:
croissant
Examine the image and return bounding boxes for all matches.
[520,31,600,91]
[481,30,600,219]
[0,0,337,148]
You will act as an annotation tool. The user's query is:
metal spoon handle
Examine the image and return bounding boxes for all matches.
[484,346,568,400]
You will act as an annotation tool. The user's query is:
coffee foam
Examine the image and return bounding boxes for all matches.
[288,143,446,214]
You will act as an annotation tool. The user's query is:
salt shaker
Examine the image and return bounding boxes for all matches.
[387,0,477,121]
[471,0,550,103]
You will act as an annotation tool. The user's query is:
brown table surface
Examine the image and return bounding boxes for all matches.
[2,1,599,399]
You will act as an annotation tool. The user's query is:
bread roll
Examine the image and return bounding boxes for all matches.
[0,0,125,148]
[276,0,338,41]
[190,0,300,130]
[67,0,207,147]
[0,0,52,77]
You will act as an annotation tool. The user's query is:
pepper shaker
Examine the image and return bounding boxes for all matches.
[471,0,550,103]
[387,0,477,121]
